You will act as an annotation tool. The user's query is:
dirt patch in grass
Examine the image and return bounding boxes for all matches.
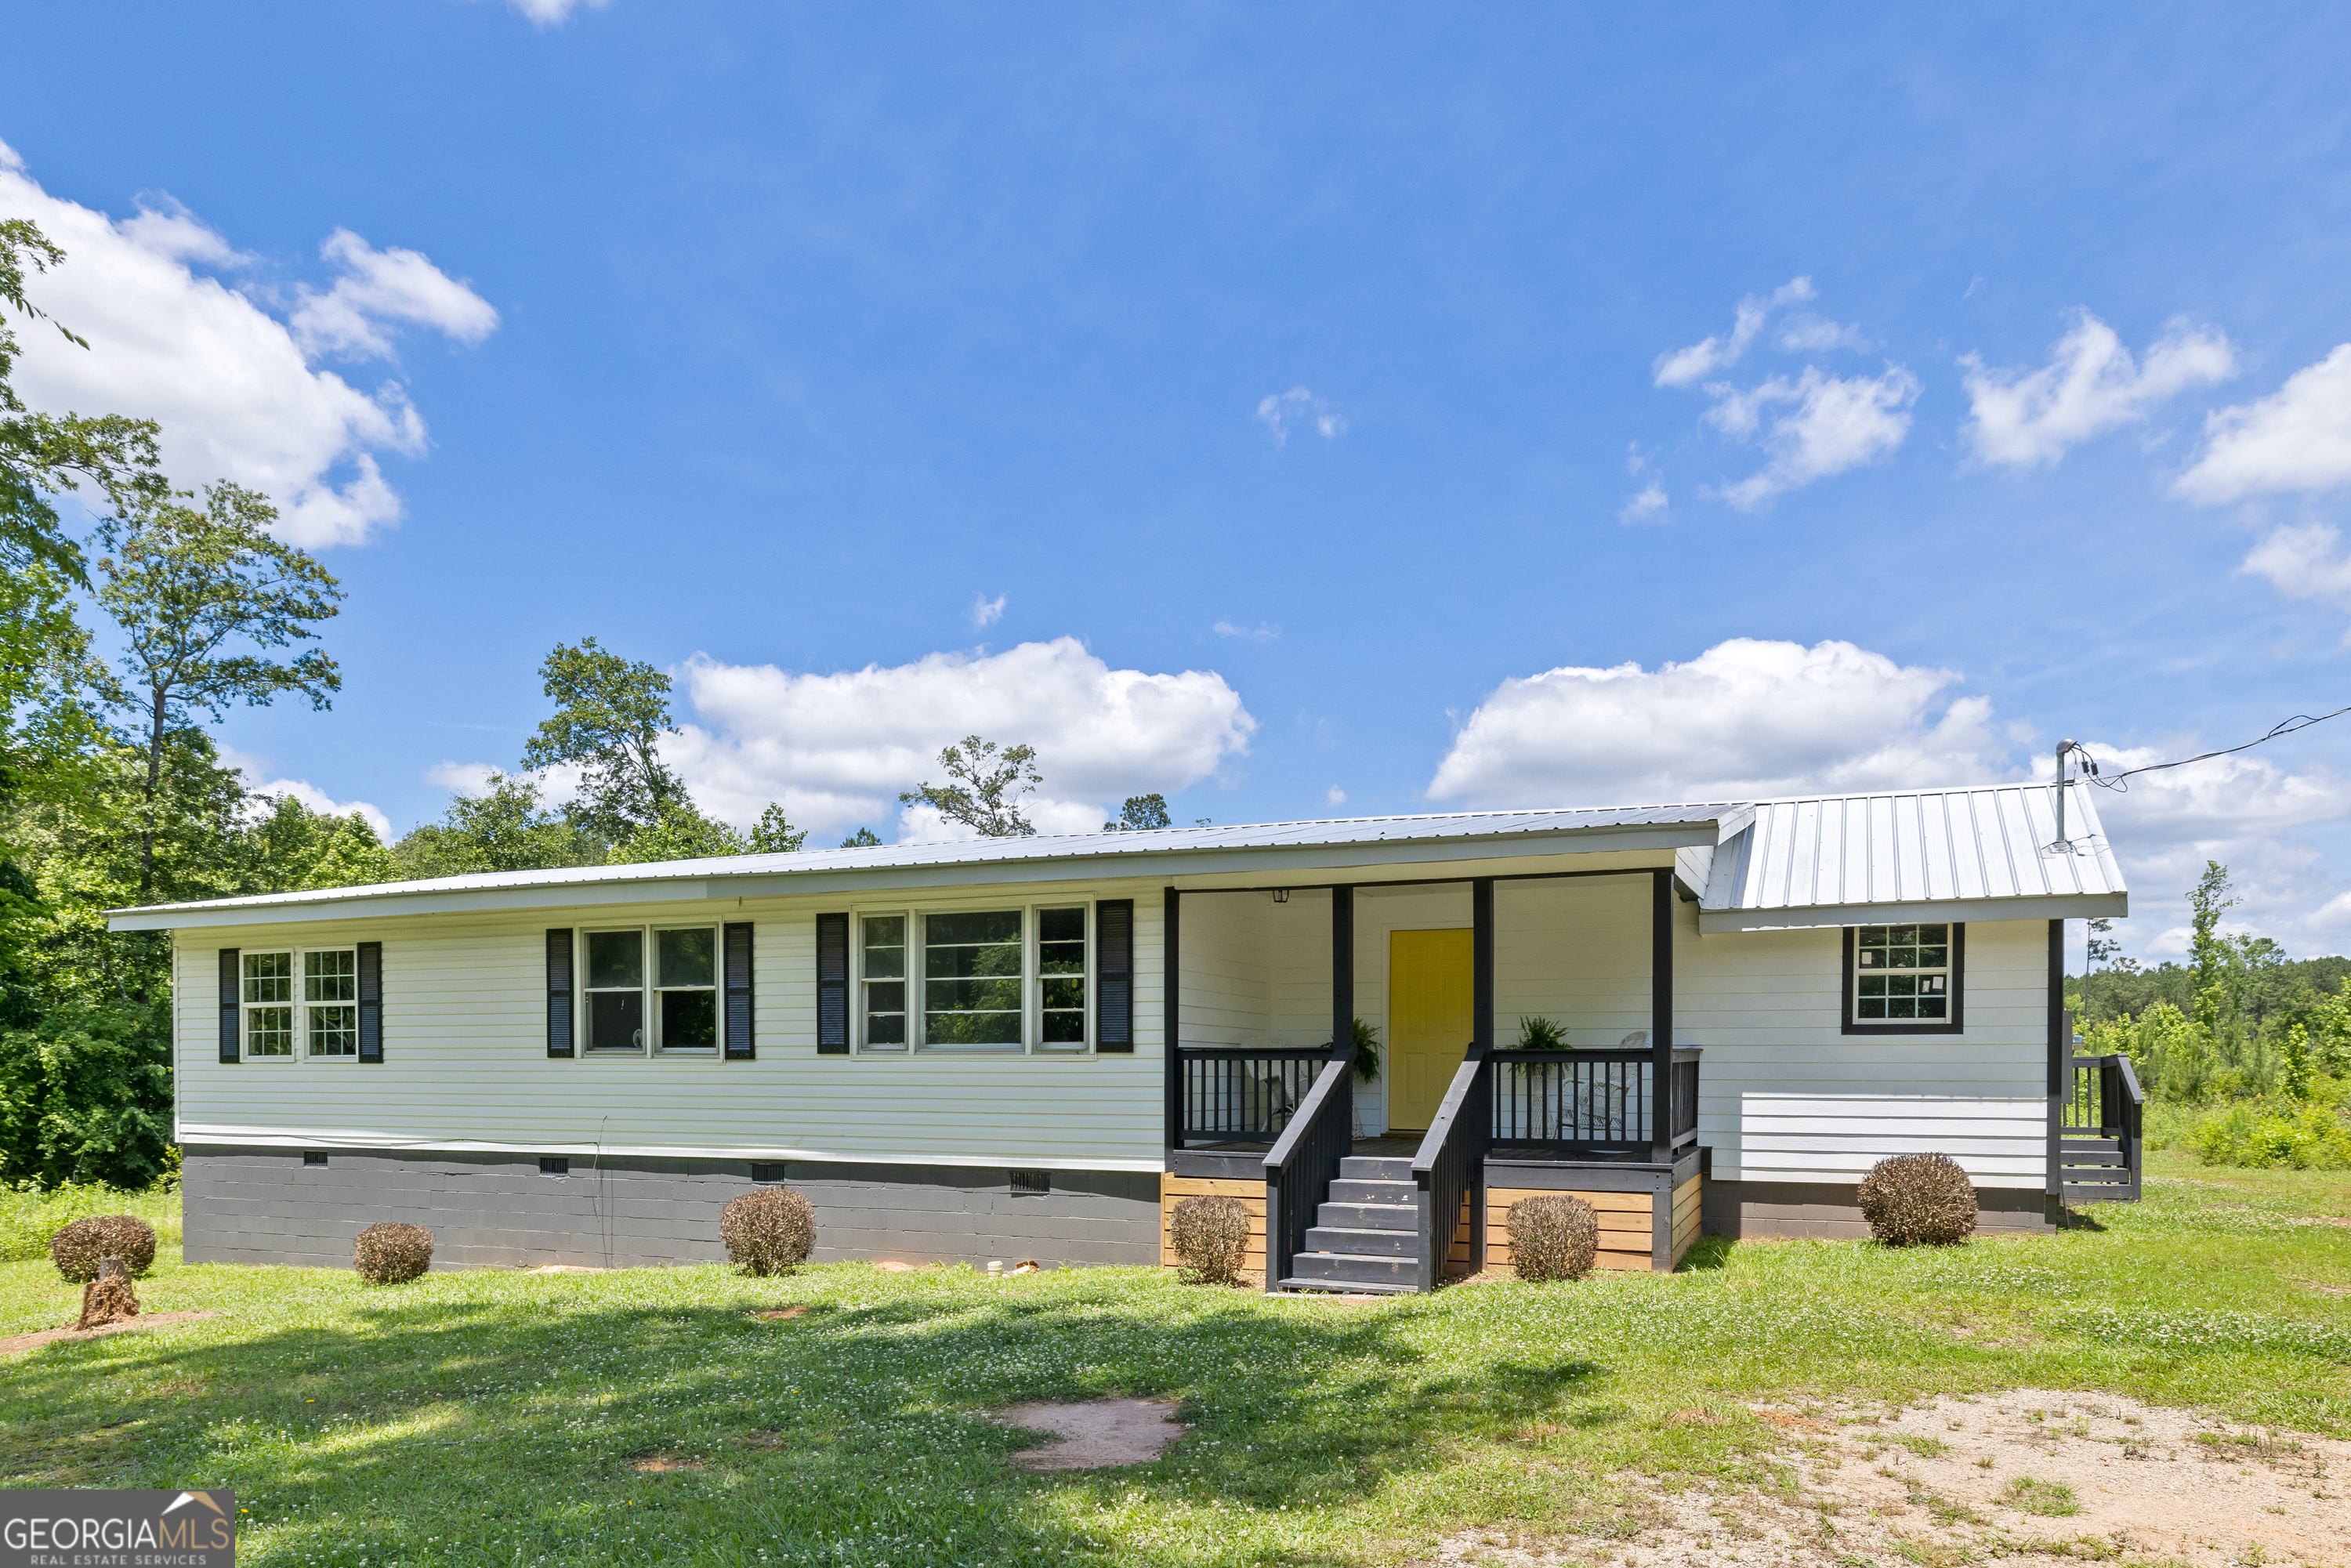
[629,1454,703,1473]
[990,1397,1186,1471]
[1423,1389,2351,1567]
[752,1305,807,1320]
[0,1311,217,1356]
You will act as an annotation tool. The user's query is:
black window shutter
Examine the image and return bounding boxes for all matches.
[357,941,383,1063]
[1096,899,1134,1052]
[546,929,574,1058]
[723,920,755,1060]
[218,948,241,1063]
[816,912,849,1054]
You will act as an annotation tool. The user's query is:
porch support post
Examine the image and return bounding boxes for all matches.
[1650,868,1673,1166]
[1331,885,1355,1060]
[1163,886,1181,1152]
[1471,876,1494,1268]
[2045,917,2064,1203]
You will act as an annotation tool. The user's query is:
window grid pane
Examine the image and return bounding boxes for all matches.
[1854,925,1951,1023]
[1038,907,1087,1048]
[306,948,356,1003]
[244,951,292,1004]
[924,911,1023,1048]
[862,915,907,1048]
[248,1005,294,1057]
[308,1003,358,1057]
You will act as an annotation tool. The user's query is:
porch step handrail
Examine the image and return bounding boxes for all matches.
[1174,1046,1335,1148]
[2060,1052,2146,1202]
[1262,1042,1357,1290]
[1409,1041,1494,1292]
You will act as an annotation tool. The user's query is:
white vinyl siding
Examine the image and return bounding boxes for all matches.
[172,878,1166,1169]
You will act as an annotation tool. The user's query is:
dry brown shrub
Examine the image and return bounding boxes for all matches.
[1506,1193,1599,1281]
[1857,1152,1978,1246]
[49,1215,157,1282]
[353,1222,434,1284]
[721,1186,817,1276]
[1168,1194,1251,1284]
[76,1264,141,1329]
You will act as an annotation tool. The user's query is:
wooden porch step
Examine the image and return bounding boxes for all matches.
[2062,1181,2135,1204]
[1339,1156,1414,1181]
[1274,1277,1418,1295]
[1314,1200,1416,1231]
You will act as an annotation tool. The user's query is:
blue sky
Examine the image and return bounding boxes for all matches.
[11,3,2351,962]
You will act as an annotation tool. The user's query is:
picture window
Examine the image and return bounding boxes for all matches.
[853,904,1094,1055]
[573,926,720,1056]
[923,910,1025,1048]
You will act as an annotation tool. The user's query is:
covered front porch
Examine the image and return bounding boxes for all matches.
[1159,870,1704,1291]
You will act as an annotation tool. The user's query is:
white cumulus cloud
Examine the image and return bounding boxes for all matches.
[1707,365,1919,509]
[1962,311,2233,467]
[0,141,494,547]
[1428,638,2009,807]
[1652,277,1815,388]
[2238,522,2351,615]
[289,230,499,360]
[1617,483,1668,523]
[1255,386,1346,446]
[969,592,1006,629]
[2175,342,2351,503]
[505,0,611,23]
[1212,620,1279,642]
[660,637,1256,839]
[221,746,393,839]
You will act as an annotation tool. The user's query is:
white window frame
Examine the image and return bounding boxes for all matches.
[850,900,1096,1057]
[241,946,360,1064]
[571,925,723,1061]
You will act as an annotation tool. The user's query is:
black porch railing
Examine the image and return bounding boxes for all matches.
[1262,1045,1357,1288]
[1488,1048,1702,1153]
[1172,1047,1331,1146]
[2059,1052,2144,1203]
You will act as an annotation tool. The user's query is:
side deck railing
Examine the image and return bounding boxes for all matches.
[1489,1048,1702,1155]
[2059,1052,2145,1202]
[1173,1047,1331,1147]
[1263,1045,1357,1288]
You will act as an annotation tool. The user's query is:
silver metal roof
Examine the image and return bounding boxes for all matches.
[1694,782,2127,932]
[106,803,1741,928]
[105,783,2128,932]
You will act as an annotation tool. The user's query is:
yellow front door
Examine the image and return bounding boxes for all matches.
[1388,928,1473,1132]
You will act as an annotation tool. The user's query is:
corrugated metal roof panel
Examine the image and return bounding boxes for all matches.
[108,802,1743,919]
[1701,781,2126,925]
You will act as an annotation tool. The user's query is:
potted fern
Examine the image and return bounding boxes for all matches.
[1509,1015,1570,1051]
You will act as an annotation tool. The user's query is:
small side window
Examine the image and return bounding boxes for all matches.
[1846,923,1962,1032]
[860,914,907,1051]
[585,929,646,1052]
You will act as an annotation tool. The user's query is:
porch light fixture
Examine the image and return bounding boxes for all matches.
[1272,889,1289,903]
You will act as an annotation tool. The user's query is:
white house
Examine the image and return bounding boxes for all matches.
[107,781,2138,1292]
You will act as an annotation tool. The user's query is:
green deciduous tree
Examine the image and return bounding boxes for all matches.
[1107,793,1172,831]
[520,638,685,842]
[1,219,168,587]
[900,735,1041,838]
[393,770,603,880]
[839,827,882,848]
[92,483,342,901]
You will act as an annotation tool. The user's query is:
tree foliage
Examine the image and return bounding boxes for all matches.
[1107,793,1172,831]
[520,638,686,842]
[900,735,1041,838]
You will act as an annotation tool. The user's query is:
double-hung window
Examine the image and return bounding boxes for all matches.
[854,905,1094,1054]
[1844,922,1963,1033]
[243,948,358,1061]
[578,926,719,1055]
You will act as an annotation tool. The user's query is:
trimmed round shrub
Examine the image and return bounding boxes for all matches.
[49,1215,158,1282]
[353,1222,435,1284]
[1506,1193,1599,1282]
[1857,1152,1978,1246]
[1167,1193,1252,1285]
[721,1186,817,1276]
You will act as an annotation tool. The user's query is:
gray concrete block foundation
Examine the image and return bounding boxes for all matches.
[182,1146,1163,1270]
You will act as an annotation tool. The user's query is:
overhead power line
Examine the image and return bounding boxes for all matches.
[2082,704,2351,791]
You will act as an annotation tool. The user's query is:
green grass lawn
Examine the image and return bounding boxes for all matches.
[4,1167,2347,1568]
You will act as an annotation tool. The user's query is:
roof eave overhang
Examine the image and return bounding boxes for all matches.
[1697,891,2128,934]
[107,820,1727,932]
